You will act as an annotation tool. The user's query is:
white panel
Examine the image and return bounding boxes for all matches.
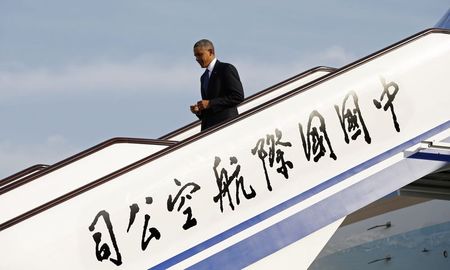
[0,143,168,224]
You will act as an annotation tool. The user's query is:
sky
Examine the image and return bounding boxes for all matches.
[0,0,448,178]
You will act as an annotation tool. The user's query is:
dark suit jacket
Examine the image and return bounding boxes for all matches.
[198,60,244,130]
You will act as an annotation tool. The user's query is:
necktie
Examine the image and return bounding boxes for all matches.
[201,69,210,98]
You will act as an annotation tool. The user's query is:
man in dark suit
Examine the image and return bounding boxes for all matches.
[190,39,244,131]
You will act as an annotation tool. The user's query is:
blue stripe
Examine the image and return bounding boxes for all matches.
[149,121,449,270]
[408,152,450,162]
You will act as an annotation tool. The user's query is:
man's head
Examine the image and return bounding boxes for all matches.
[193,39,215,68]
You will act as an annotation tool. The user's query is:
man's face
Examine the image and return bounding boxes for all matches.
[194,46,214,68]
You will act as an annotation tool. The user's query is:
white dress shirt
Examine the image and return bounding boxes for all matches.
[206,58,217,77]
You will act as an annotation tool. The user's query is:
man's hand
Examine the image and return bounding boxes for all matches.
[197,100,210,110]
[190,104,200,114]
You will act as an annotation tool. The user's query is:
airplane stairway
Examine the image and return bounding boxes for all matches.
[0,28,449,270]
[0,66,334,232]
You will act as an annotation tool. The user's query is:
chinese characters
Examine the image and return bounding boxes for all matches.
[373,77,400,132]
[251,129,294,191]
[89,75,403,267]
[167,179,201,230]
[335,91,371,144]
[212,156,256,212]
[299,110,337,162]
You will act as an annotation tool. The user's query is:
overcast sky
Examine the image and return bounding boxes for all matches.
[0,0,448,178]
